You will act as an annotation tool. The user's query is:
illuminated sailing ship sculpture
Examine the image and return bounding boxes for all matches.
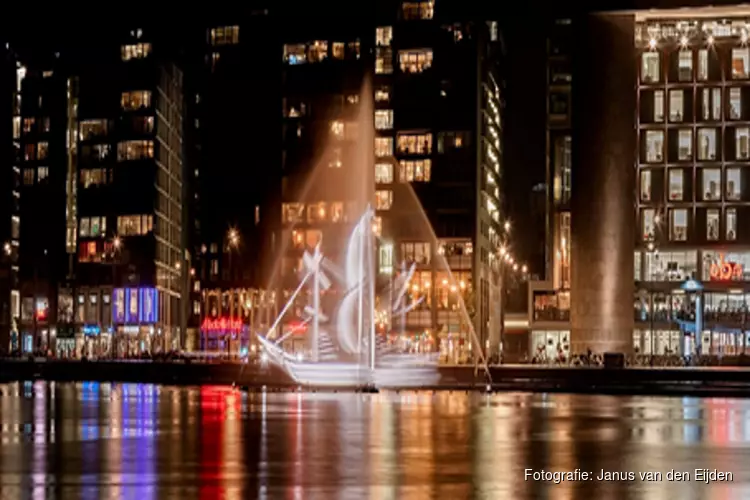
[256,207,440,388]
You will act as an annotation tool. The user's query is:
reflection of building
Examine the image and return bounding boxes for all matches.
[200,288,277,356]
[530,9,750,359]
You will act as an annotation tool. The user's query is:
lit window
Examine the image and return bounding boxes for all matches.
[375,190,393,210]
[37,167,48,182]
[37,142,49,160]
[80,168,109,188]
[726,208,738,241]
[375,110,393,130]
[379,243,394,274]
[116,214,153,236]
[282,203,304,224]
[347,40,361,60]
[677,129,692,161]
[12,117,19,139]
[332,42,345,59]
[677,51,692,81]
[209,26,239,46]
[121,91,152,110]
[698,49,708,80]
[642,208,655,240]
[669,90,683,122]
[372,216,382,237]
[24,144,36,161]
[697,128,717,161]
[375,163,394,184]
[22,169,33,185]
[438,132,469,152]
[707,209,719,241]
[669,209,688,241]
[402,1,434,20]
[330,120,344,138]
[668,169,683,200]
[400,242,431,265]
[330,203,344,223]
[375,137,394,157]
[117,140,154,161]
[732,48,750,79]
[641,52,660,83]
[328,148,342,168]
[397,133,432,155]
[712,88,722,119]
[730,88,742,119]
[399,49,433,73]
[644,130,663,163]
[79,216,107,238]
[640,170,652,201]
[22,117,34,133]
[375,47,393,74]
[399,160,431,182]
[121,43,152,61]
[653,90,664,122]
[376,27,393,46]
[283,44,306,64]
[80,119,108,139]
[727,168,741,200]
[346,94,359,104]
[375,86,390,102]
[736,127,750,160]
[308,41,328,63]
[702,168,721,201]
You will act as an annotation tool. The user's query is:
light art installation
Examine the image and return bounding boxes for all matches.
[257,207,440,388]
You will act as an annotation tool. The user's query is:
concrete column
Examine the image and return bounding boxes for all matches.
[570,13,636,355]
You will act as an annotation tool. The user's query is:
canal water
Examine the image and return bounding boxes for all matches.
[0,382,749,499]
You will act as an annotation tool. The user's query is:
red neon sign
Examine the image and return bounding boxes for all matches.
[709,254,744,281]
[201,317,244,332]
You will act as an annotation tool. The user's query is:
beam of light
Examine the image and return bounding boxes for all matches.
[264,268,313,339]
[391,296,425,317]
[391,262,417,309]
[336,211,371,355]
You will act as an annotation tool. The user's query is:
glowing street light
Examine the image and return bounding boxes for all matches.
[113,236,122,250]
[512,263,518,272]
[228,228,239,247]
[521,264,528,274]
[3,242,10,256]
[504,221,511,233]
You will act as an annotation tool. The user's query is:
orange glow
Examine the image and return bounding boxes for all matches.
[709,254,743,281]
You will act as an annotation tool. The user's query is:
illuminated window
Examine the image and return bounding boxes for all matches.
[330,120,344,138]
[677,129,692,160]
[642,208,655,240]
[640,170,652,201]
[376,27,393,47]
[308,41,328,63]
[307,202,327,223]
[644,130,663,163]
[707,209,719,241]
[24,144,36,161]
[22,117,34,133]
[375,47,393,74]
[375,110,393,130]
[375,86,390,102]
[641,51,660,83]
[347,40,361,60]
[210,26,239,46]
[211,52,220,71]
[730,88,742,120]
[732,48,750,79]
[702,168,721,200]
[397,133,432,154]
[375,163,393,184]
[332,42,345,59]
[282,203,304,224]
[121,91,152,110]
[22,169,34,185]
[737,127,750,160]
[698,49,708,80]
[653,90,664,122]
[668,169,683,200]
[379,243,394,274]
[398,160,431,182]
[79,216,107,238]
[375,137,394,157]
[36,142,49,160]
[697,128,717,161]
[669,209,688,241]
[12,117,19,139]
[80,119,108,139]
[117,140,154,160]
[402,1,434,20]
[80,168,110,188]
[372,216,382,237]
[669,90,683,122]
[727,168,741,200]
[375,190,393,210]
[677,51,692,81]
[346,94,359,105]
[331,202,344,223]
[400,242,431,265]
[116,214,153,236]
[283,44,306,64]
[37,167,48,182]
[121,43,152,61]
[726,208,738,241]
[399,49,433,73]
[437,131,469,152]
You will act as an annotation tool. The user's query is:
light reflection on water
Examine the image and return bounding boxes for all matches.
[0,384,750,498]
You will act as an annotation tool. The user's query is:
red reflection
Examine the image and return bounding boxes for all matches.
[199,386,241,500]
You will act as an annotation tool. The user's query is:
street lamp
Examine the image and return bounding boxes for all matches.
[504,221,511,233]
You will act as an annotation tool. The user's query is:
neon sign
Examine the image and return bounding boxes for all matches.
[709,254,744,281]
[201,317,245,332]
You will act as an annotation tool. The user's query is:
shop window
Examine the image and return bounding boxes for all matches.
[697,128,717,161]
[399,49,433,73]
[707,209,719,241]
[645,251,697,281]
[397,133,432,154]
[669,90,683,121]
[375,190,393,210]
[712,88,722,119]
[400,242,431,265]
[702,168,721,200]
[727,208,738,241]
[654,90,664,122]
[730,88,742,119]
[375,137,393,157]
[737,127,750,160]
[669,208,688,241]
[375,163,393,184]
[645,130,663,163]
[640,170,652,201]
[121,90,152,110]
[399,159,431,182]
[116,214,153,236]
[641,51,660,83]
[677,129,692,160]
[677,50,692,81]
[642,208,655,240]
[375,110,393,130]
[732,48,750,79]
[726,168,741,200]
[283,44,306,64]
[117,140,154,160]
[698,49,708,80]
[668,169,683,200]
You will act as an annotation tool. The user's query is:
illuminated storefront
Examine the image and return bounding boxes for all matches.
[112,287,159,355]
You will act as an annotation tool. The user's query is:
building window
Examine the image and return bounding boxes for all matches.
[328,148,342,168]
[641,51,660,83]
[283,44,306,64]
[702,168,721,200]
[80,168,110,188]
[375,47,393,74]
[400,242,431,265]
[375,137,393,157]
[698,49,708,80]
[645,130,663,163]
[399,49,433,73]
[372,216,382,237]
[549,92,569,117]
[727,208,738,241]
[376,26,393,46]
[375,163,393,184]
[640,170,652,201]
[121,91,152,110]
[375,110,394,130]
[437,131,469,152]
[677,129,692,160]
[116,214,153,236]
[37,167,49,182]
[282,203,304,224]
[121,43,152,60]
[375,86,390,102]
[117,140,154,160]
[375,190,393,210]
[80,119,109,139]
[24,144,36,161]
[37,142,49,160]
[328,42,343,60]
[668,169,683,200]
[210,26,239,46]
[677,50,692,81]
[737,127,750,160]
[727,168,741,200]
[642,208,655,240]
[669,90,683,122]
[402,1,434,20]
[669,209,688,241]
[308,41,328,63]
[732,48,750,79]
[712,88,722,120]
[397,133,432,155]
[379,243,394,274]
[399,159,431,182]
[697,128,717,161]
[79,216,107,238]
[730,88,742,120]
[22,168,34,185]
[707,209,719,241]
[654,90,664,122]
